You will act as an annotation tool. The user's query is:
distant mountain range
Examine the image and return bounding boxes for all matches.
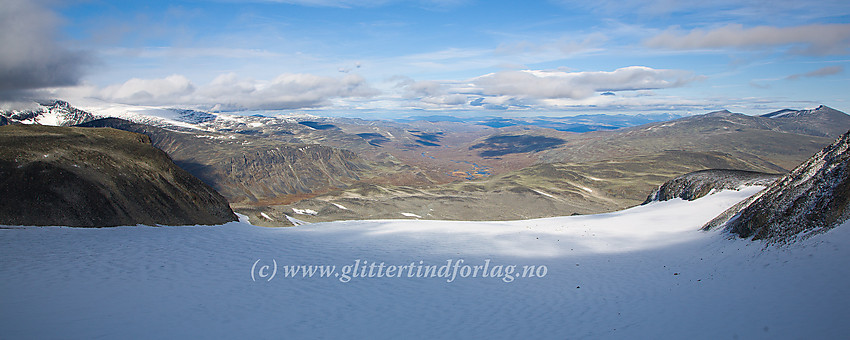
[540,106,850,171]
[396,112,684,133]
[2,100,849,225]
[237,106,850,224]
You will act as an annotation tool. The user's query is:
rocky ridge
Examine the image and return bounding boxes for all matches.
[703,129,850,242]
[643,169,781,204]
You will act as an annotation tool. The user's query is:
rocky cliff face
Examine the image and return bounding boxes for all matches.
[703,129,850,242]
[0,125,237,227]
[643,169,781,204]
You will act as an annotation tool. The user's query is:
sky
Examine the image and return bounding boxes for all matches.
[1,0,849,117]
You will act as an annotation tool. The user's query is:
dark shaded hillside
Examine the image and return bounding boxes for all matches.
[0,125,237,227]
[470,134,566,157]
[78,118,373,203]
[704,129,850,243]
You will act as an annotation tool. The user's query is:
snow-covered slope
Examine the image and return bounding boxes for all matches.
[2,187,848,338]
[0,100,217,130]
[79,102,216,131]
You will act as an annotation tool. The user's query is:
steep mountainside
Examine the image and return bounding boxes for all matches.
[643,169,781,203]
[0,100,95,127]
[703,129,850,242]
[0,125,237,227]
[78,118,377,203]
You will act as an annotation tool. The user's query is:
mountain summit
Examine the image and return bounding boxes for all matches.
[758,105,850,137]
[761,105,841,118]
[0,100,95,127]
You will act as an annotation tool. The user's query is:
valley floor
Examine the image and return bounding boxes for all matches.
[1,187,848,339]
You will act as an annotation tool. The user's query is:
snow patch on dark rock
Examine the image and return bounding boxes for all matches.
[643,169,781,204]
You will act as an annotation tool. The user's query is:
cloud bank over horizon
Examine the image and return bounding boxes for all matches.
[92,73,379,111]
[65,66,701,113]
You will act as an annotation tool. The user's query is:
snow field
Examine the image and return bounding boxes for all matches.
[1,187,848,339]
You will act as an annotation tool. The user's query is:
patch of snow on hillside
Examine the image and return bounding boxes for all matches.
[292,208,318,216]
[285,215,309,226]
[34,110,62,126]
[532,189,556,198]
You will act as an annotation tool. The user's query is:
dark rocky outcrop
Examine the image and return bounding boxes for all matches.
[643,169,781,204]
[0,124,237,227]
[703,129,850,242]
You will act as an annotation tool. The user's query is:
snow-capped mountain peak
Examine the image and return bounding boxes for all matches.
[0,100,95,127]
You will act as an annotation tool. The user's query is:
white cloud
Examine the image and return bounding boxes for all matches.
[100,75,195,105]
[376,66,702,112]
[471,66,700,100]
[395,78,469,107]
[93,73,379,110]
[645,24,850,55]
[421,94,467,106]
[402,80,444,98]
